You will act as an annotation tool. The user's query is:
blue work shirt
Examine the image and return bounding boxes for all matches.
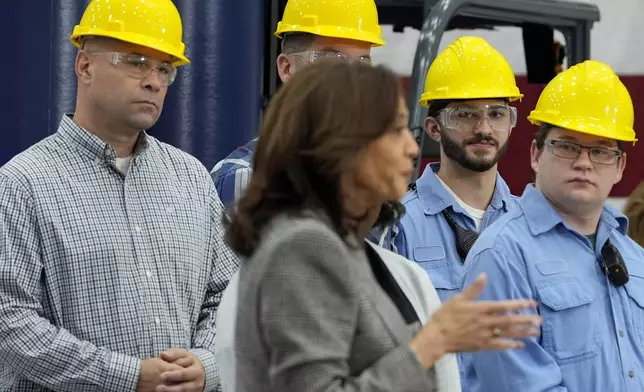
[461,184,644,392]
[210,138,257,209]
[381,162,517,303]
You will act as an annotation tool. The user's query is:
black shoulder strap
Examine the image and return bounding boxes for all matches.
[364,243,420,325]
[441,209,479,261]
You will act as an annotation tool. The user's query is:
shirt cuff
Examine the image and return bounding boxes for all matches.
[104,351,141,392]
[191,348,220,392]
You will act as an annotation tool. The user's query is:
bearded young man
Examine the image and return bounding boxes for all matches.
[384,36,522,303]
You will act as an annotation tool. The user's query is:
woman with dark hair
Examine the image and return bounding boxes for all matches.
[227,60,542,391]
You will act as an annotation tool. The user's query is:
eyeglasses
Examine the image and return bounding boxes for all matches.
[291,50,372,65]
[438,104,517,132]
[545,139,623,165]
[88,52,178,86]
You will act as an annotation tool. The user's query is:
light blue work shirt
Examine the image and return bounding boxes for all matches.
[461,184,644,392]
[381,162,517,303]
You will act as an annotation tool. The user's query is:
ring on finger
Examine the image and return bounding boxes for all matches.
[492,327,502,337]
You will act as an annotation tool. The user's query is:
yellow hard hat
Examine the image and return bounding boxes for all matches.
[275,0,385,47]
[528,60,636,143]
[70,0,190,66]
[419,36,522,107]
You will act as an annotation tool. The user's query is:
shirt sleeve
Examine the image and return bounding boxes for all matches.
[460,248,568,392]
[191,184,240,392]
[213,166,252,210]
[0,174,140,392]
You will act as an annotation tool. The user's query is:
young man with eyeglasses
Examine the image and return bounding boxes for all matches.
[379,36,522,303]
[210,0,384,209]
[460,60,644,392]
[0,1,239,391]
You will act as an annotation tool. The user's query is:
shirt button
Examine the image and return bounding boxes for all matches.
[619,330,625,337]
[629,371,635,378]
[154,317,160,325]
[146,270,152,278]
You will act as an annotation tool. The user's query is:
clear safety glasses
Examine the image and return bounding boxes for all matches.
[89,52,178,86]
[437,103,517,132]
[292,50,372,65]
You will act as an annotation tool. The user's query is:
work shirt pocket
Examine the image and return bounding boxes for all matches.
[537,278,600,364]
[413,245,459,302]
[624,261,644,346]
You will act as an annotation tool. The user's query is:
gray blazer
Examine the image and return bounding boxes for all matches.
[234,211,438,391]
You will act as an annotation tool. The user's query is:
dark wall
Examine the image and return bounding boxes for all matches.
[0,0,264,171]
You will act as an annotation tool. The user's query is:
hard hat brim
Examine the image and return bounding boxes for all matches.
[274,23,386,47]
[527,112,638,144]
[419,91,524,108]
[70,27,191,66]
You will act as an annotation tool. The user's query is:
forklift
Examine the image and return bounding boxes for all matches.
[263,0,601,181]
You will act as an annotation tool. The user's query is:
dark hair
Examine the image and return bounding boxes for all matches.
[534,123,555,150]
[374,201,406,228]
[426,100,454,118]
[281,32,316,54]
[226,60,403,257]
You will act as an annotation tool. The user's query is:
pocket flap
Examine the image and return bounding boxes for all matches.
[625,283,644,308]
[538,280,594,311]
[413,245,446,262]
[626,259,644,279]
[413,246,457,289]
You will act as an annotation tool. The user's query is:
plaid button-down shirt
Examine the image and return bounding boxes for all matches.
[0,115,239,391]
[209,138,257,210]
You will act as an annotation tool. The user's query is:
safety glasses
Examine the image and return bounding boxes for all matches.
[88,51,178,86]
[292,50,372,65]
[438,103,517,132]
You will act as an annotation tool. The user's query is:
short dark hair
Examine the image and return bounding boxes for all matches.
[426,100,454,119]
[534,123,554,150]
[281,32,316,54]
[373,201,406,228]
[226,60,403,257]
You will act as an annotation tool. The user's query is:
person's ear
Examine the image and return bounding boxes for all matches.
[75,51,94,84]
[277,53,296,83]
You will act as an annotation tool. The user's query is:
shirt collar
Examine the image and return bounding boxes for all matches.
[520,183,628,236]
[57,114,150,162]
[415,162,514,215]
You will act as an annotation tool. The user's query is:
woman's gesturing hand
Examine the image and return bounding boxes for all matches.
[409,273,542,369]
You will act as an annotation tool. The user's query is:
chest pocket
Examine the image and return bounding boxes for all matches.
[413,245,459,292]
[537,279,600,363]
[623,261,644,345]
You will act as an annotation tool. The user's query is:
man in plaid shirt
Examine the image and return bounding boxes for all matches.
[0,1,238,391]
